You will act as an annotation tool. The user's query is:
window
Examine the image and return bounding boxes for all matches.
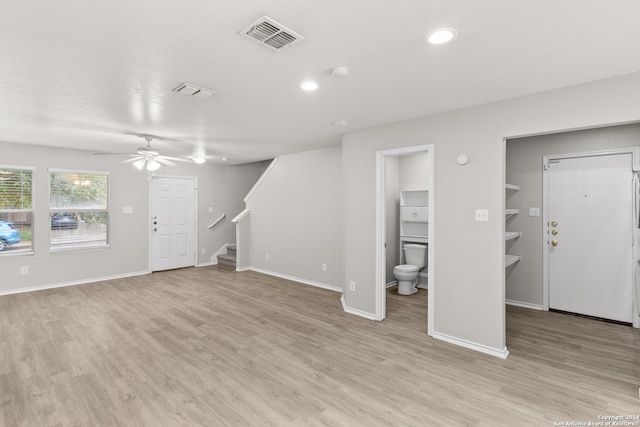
[49,170,109,251]
[0,166,34,255]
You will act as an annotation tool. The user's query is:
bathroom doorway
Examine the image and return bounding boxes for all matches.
[375,145,434,333]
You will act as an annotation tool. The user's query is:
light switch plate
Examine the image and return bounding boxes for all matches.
[529,207,540,217]
[475,209,489,222]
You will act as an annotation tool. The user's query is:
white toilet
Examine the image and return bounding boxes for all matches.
[393,243,428,295]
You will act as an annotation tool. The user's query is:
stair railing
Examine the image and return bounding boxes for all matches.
[207,213,225,229]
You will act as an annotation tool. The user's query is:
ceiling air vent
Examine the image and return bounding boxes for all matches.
[240,16,304,51]
[172,83,216,99]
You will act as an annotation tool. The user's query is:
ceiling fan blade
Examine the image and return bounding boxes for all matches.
[161,155,192,163]
[121,156,144,163]
[93,153,137,157]
[91,133,195,166]
[155,156,177,167]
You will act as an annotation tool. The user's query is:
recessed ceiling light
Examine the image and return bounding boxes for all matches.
[426,28,458,45]
[300,81,319,91]
[192,156,206,164]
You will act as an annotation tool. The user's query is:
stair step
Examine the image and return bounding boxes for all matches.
[216,243,237,270]
[217,253,236,269]
[218,253,236,262]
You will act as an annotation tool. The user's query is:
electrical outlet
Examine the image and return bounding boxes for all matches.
[21,266,28,275]
[322,263,327,272]
[529,207,540,217]
[349,281,356,292]
[265,252,269,261]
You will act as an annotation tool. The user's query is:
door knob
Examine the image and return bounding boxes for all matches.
[551,240,559,247]
[153,221,157,225]
[153,227,157,232]
[551,230,558,235]
[551,221,558,227]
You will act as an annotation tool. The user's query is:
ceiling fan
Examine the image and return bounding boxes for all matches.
[95,134,197,171]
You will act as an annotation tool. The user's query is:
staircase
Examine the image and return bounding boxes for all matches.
[217,244,236,270]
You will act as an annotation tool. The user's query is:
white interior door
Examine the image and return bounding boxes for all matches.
[151,176,197,271]
[547,153,633,323]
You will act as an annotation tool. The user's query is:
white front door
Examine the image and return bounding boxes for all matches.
[151,176,197,271]
[547,153,633,323]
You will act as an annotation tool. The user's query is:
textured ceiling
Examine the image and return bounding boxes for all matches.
[2,1,640,164]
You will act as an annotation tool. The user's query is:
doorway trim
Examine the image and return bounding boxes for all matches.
[542,147,639,328]
[375,144,435,333]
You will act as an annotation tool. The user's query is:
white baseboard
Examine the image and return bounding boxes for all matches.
[431,331,510,359]
[196,261,215,268]
[385,280,398,289]
[341,295,377,320]
[506,299,544,311]
[0,270,150,297]
[247,267,342,293]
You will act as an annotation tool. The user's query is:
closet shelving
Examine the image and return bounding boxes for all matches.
[505,254,520,268]
[505,183,521,268]
[505,231,521,241]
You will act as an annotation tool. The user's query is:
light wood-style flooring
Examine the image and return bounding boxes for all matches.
[1,267,639,426]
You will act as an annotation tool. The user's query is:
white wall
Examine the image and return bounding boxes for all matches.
[342,71,640,356]
[399,151,430,190]
[245,146,343,290]
[505,123,640,307]
[0,141,267,294]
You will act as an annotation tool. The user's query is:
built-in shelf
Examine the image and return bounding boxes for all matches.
[505,254,521,268]
[505,231,521,241]
[505,183,521,269]
[400,190,428,245]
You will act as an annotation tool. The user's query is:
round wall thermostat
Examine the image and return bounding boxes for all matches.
[456,154,469,165]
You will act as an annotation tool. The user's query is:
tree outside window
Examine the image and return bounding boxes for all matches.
[50,170,109,250]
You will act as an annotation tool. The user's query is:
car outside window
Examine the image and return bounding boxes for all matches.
[49,169,109,251]
[0,166,34,255]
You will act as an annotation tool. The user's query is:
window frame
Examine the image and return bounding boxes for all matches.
[49,168,110,252]
[0,165,35,256]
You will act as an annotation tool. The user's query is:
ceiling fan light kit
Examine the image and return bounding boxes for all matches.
[95,134,202,172]
[133,158,161,171]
